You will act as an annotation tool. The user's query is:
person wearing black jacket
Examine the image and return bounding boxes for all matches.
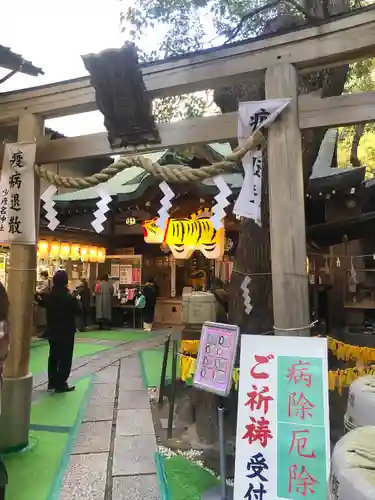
[142,278,157,331]
[76,278,91,331]
[36,270,81,393]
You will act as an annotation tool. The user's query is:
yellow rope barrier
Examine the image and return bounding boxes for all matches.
[178,337,375,394]
[327,337,375,364]
[179,337,375,364]
[178,353,375,394]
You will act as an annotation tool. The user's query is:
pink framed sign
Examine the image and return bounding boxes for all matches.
[193,321,239,397]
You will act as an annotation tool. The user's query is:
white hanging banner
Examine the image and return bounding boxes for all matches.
[41,185,60,231]
[91,187,111,233]
[156,181,175,231]
[0,142,37,244]
[241,275,253,315]
[210,175,232,230]
[233,99,291,226]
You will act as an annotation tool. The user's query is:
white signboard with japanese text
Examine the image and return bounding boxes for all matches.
[234,335,330,500]
[233,99,291,226]
[0,142,37,245]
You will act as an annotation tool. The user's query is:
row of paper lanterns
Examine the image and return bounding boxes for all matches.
[38,241,106,263]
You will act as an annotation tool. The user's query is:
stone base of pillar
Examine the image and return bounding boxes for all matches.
[0,374,33,453]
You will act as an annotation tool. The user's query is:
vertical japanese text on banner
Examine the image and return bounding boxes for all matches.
[0,142,37,245]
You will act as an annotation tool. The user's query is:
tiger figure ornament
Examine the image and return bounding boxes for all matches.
[143,209,225,259]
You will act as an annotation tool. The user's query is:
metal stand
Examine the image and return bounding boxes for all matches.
[167,339,178,439]
[158,333,171,409]
[201,403,234,500]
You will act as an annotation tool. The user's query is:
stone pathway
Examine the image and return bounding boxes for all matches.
[32,334,166,499]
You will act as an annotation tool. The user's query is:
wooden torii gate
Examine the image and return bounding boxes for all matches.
[1,7,375,451]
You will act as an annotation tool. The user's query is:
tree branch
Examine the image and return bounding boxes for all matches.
[224,0,280,43]
[224,0,320,44]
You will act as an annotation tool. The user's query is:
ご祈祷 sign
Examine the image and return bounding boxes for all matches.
[0,142,37,245]
[193,321,239,397]
[234,335,330,500]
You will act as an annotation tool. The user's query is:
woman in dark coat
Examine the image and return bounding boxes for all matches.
[142,278,157,331]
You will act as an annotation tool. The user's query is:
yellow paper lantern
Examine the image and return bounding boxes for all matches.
[70,244,81,261]
[59,242,71,260]
[49,241,61,259]
[38,240,49,259]
[89,247,98,263]
[80,246,89,262]
[97,247,106,263]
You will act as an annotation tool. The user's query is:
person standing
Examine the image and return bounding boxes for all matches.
[0,283,10,499]
[37,270,52,339]
[36,270,81,393]
[77,278,91,331]
[95,274,113,330]
[142,278,157,331]
[38,270,52,292]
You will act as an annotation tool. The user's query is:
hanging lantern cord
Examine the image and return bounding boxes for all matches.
[35,130,264,189]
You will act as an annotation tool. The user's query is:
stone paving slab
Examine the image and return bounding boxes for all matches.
[116,409,154,436]
[94,365,119,384]
[74,421,112,454]
[83,403,114,423]
[117,390,150,410]
[71,358,90,370]
[113,434,157,476]
[120,357,142,378]
[112,475,160,500]
[118,375,144,391]
[32,373,48,389]
[59,452,108,500]
[90,383,116,406]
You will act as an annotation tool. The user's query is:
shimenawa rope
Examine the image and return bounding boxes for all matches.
[34,129,264,189]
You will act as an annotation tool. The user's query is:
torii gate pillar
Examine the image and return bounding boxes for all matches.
[265,63,310,336]
[0,113,44,452]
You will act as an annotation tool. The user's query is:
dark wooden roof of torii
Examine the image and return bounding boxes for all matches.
[0,44,43,76]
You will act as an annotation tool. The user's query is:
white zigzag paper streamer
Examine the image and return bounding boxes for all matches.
[241,276,253,315]
[156,181,175,230]
[41,185,59,231]
[210,175,232,230]
[91,188,111,233]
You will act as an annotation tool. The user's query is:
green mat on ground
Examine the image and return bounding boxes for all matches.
[139,348,173,388]
[77,329,154,342]
[4,377,92,500]
[30,377,92,428]
[162,455,219,500]
[30,342,110,375]
[5,431,69,500]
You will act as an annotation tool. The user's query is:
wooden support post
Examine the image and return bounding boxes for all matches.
[265,63,310,336]
[0,113,44,451]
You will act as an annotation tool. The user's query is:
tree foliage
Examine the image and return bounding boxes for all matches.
[337,59,375,174]
[119,0,313,121]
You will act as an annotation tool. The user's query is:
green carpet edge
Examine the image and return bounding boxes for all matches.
[48,375,95,500]
[138,350,152,389]
[154,452,171,500]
